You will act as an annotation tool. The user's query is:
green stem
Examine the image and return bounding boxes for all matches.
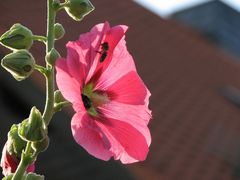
[11,0,57,179]
[43,0,56,125]
[35,64,47,74]
[56,1,70,11]
[32,35,47,43]
[54,101,72,112]
[12,159,27,180]
[12,142,32,180]
[46,0,56,54]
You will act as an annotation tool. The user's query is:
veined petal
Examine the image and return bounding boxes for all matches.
[107,71,149,105]
[80,22,110,84]
[65,22,110,86]
[98,101,151,145]
[95,118,149,163]
[104,25,128,54]
[65,43,85,84]
[93,24,128,75]
[71,112,113,161]
[94,38,136,90]
[56,59,82,104]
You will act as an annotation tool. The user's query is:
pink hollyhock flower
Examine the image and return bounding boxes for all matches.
[56,22,151,164]
[1,142,35,176]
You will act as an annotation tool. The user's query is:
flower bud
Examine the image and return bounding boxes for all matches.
[54,23,65,40]
[0,23,33,50]
[64,0,94,21]
[52,0,60,10]
[1,50,35,81]
[54,90,65,104]
[1,143,18,176]
[46,48,60,65]
[2,172,44,180]
[25,173,45,180]
[7,124,27,158]
[2,174,13,180]
[1,142,35,176]
[32,137,49,154]
[18,107,47,142]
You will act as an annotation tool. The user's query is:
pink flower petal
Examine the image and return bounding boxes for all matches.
[107,71,149,105]
[1,143,17,176]
[71,112,113,161]
[26,163,35,174]
[104,25,128,54]
[95,118,149,163]
[65,44,85,84]
[98,101,151,145]
[79,22,110,84]
[94,38,136,90]
[56,59,82,104]
[93,25,128,74]
[64,23,110,86]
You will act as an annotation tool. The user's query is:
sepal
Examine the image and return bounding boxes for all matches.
[31,137,49,154]
[18,107,47,142]
[7,124,27,158]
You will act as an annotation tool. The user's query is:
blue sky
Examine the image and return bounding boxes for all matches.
[134,0,240,17]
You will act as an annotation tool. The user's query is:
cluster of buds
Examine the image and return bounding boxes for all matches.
[0,23,49,177]
[0,24,35,81]
[1,125,33,177]
[1,107,49,178]
[0,0,94,178]
[0,0,95,81]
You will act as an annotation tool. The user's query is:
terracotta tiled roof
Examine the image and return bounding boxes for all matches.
[1,0,240,179]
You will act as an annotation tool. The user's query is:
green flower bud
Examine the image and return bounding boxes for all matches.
[32,137,49,154]
[24,173,45,180]
[5,173,45,180]
[54,23,65,40]
[52,0,60,10]
[0,23,33,50]
[2,174,13,180]
[46,48,60,65]
[54,90,65,104]
[65,0,94,21]
[18,107,47,142]
[7,124,27,158]
[1,50,35,81]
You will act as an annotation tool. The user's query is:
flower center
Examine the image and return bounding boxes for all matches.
[81,94,91,109]
[81,83,109,117]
